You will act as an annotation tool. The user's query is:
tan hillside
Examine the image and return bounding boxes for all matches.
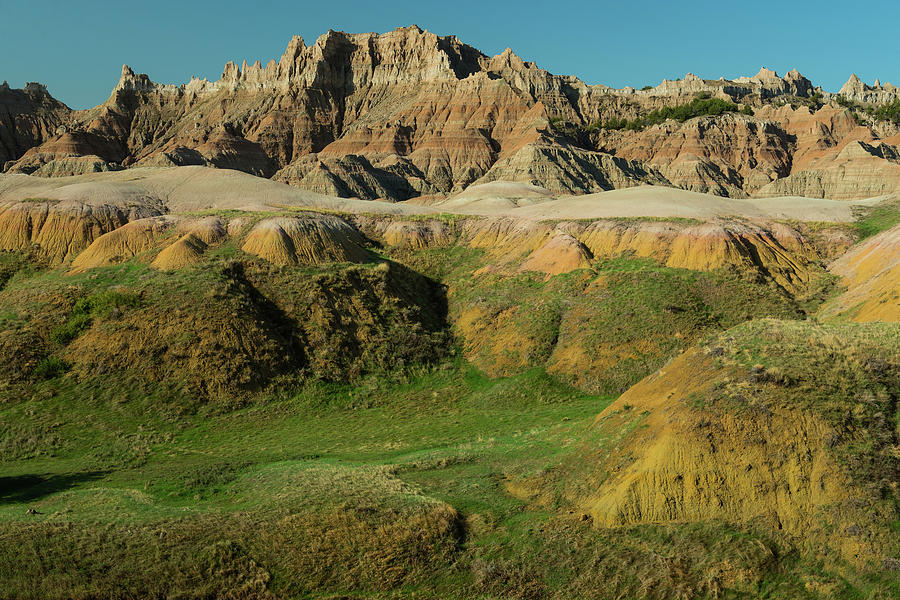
[0,82,72,168]
[821,221,900,321]
[150,233,209,270]
[519,232,592,276]
[571,320,899,568]
[241,215,370,265]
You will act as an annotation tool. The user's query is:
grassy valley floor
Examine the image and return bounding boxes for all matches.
[1,358,893,599]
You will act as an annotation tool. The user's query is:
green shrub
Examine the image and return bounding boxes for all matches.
[50,312,93,344]
[834,95,853,108]
[874,98,900,124]
[598,96,742,131]
[33,356,69,379]
[50,290,141,345]
[599,117,628,130]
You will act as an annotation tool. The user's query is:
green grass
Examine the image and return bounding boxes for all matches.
[1,357,871,599]
[853,198,900,240]
[0,228,894,597]
[0,361,611,597]
[0,249,46,290]
[445,255,812,393]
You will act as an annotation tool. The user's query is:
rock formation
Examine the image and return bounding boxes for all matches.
[0,82,72,169]
[839,74,900,104]
[3,27,900,200]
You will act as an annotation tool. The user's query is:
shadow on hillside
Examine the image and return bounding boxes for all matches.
[0,471,108,505]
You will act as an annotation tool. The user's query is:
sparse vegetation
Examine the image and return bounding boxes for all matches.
[874,97,900,124]
[50,289,142,344]
[853,197,900,239]
[596,94,744,131]
[702,319,900,498]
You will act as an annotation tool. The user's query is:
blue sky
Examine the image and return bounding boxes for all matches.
[1,0,897,109]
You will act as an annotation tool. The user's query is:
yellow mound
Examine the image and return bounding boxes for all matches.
[70,217,171,272]
[462,218,548,257]
[353,216,455,250]
[0,199,155,263]
[822,224,900,322]
[571,320,900,566]
[177,216,226,245]
[577,220,818,292]
[151,233,207,270]
[241,215,369,265]
[381,221,453,250]
[586,350,844,532]
[519,232,592,275]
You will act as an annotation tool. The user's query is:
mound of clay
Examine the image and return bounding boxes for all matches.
[176,216,226,244]
[451,216,823,290]
[31,155,121,177]
[578,319,899,566]
[0,167,435,216]
[353,215,456,250]
[519,232,593,275]
[70,217,172,272]
[0,198,162,263]
[576,219,818,292]
[437,181,556,213]
[148,215,229,270]
[506,186,871,222]
[821,222,900,321]
[151,233,207,270]
[241,215,370,265]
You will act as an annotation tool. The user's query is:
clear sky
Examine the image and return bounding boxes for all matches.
[1,0,897,109]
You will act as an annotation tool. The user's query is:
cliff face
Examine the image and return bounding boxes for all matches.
[0,82,72,169]
[4,27,900,200]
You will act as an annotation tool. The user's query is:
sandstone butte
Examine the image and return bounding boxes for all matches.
[2,26,900,201]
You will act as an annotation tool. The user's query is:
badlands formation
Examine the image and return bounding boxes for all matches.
[2,25,900,201]
[1,26,899,600]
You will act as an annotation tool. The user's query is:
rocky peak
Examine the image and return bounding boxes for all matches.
[211,25,488,93]
[114,64,160,93]
[23,82,49,96]
[489,48,530,71]
[841,73,865,94]
[839,73,900,103]
[750,67,780,82]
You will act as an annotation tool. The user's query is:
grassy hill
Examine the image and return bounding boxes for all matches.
[0,208,897,599]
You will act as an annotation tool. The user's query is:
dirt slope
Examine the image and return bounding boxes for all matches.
[572,319,899,568]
